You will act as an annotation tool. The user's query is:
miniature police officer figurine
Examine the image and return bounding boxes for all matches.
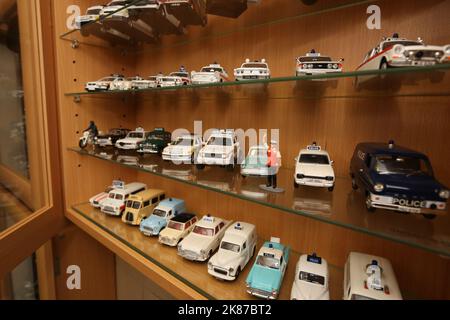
[266,140,282,189]
[180,65,186,72]
[84,120,98,137]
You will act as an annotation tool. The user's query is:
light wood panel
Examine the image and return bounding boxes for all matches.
[52,0,450,299]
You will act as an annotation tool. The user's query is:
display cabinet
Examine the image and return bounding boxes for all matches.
[53,0,450,299]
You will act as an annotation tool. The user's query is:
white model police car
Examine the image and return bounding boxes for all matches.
[234,59,270,81]
[162,134,203,164]
[291,253,330,300]
[85,74,125,92]
[196,129,241,169]
[191,63,229,84]
[157,69,191,87]
[296,50,343,76]
[344,252,402,300]
[294,143,335,191]
[208,222,257,281]
[75,6,103,29]
[357,33,450,71]
[178,214,232,262]
[115,127,149,150]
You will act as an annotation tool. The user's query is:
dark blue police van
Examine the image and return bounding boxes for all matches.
[350,141,448,219]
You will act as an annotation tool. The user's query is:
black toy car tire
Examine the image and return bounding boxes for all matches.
[79,139,87,149]
[328,186,334,192]
[294,182,299,188]
[422,214,436,220]
[196,164,206,170]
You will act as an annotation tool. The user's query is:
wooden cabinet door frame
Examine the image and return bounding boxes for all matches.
[0,0,65,285]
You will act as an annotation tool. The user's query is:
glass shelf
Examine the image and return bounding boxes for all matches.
[60,0,378,49]
[71,202,344,300]
[69,147,450,258]
[65,64,450,100]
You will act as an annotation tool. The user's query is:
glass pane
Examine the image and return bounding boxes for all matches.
[1,254,39,300]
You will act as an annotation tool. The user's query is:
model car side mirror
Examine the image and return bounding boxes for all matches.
[294,157,298,162]
[330,160,334,165]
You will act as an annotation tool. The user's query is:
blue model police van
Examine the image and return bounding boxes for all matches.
[350,141,448,219]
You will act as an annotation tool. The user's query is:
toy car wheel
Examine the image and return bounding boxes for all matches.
[196,164,206,170]
[294,182,299,189]
[220,78,223,83]
[422,214,436,220]
[79,139,88,149]
[235,267,241,278]
[380,59,389,70]
[328,186,334,192]
[351,177,358,190]
[241,174,246,179]
[365,193,376,212]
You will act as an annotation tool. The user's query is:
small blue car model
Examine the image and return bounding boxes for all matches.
[139,198,186,236]
[350,140,448,219]
[246,237,290,300]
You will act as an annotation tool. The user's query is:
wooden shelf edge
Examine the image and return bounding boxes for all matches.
[65,207,207,300]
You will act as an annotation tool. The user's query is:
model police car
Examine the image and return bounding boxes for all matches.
[294,143,335,191]
[296,50,343,76]
[241,145,279,177]
[159,213,198,247]
[162,134,203,163]
[196,129,241,169]
[208,222,257,281]
[115,127,150,150]
[246,237,290,300]
[344,252,402,300]
[75,5,103,29]
[357,33,450,72]
[191,63,229,84]
[291,253,330,300]
[94,128,131,147]
[350,140,448,219]
[157,68,191,87]
[178,214,232,262]
[234,59,270,81]
[85,74,125,92]
[137,128,171,154]
[140,198,186,236]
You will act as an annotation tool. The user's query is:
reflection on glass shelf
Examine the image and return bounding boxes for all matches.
[71,202,344,300]
[65,65,450,100]
[69,147,450,257]
[0,185,33,233]
[60,0,378,49]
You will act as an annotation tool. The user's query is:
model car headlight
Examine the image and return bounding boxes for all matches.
[374,183,385,192]
[327,63,332,69]
[222,154,227,159]
[297,174,305,179]
[271,290,278,297]
[308,64,313,69]
[325,176,334,181]
[229,267,234,272]
[444,45,450,55]
[302,64,307,69]
[393,44,405,55]
[207,261,213,269]
[333,64,338,69]
[108,137,112,140]
[439,189,449,199]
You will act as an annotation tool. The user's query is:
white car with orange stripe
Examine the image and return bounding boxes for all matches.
[357,33,450,72]
[89,185,114,208]
[191,63,229,84]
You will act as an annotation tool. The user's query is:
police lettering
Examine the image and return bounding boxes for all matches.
[392,198,425,208]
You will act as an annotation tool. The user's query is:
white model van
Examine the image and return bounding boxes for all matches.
[100,182,147,216]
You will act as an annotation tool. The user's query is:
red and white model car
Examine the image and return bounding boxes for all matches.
[191,63,229,84]
[156,67,191,87]
[234,59,270,81]
[357,33,450,71]
[296,50,343,76]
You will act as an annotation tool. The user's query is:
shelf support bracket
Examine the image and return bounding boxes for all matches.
[73,95,81,103]
[71,39,80,49]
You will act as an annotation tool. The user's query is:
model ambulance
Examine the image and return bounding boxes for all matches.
[122,189,165,226]
[343,252,402,300]
[100,181,147,216]
[157,67,191,87]
[115,127,149,150]
[85,74,125,92]
[191,63,229,84]
[246,237,290,300]
[139,198,186,236]
[159,213,198,247]
[294,143,335,192]
[89,182,117,208]
[291,253,330,300]
[357,33,450,72]
[296,50,343,76]
[178,214,232,262]
[208,222,257,281]
[162,134,203,164]
[196,129,241,169]
[234,59,270,81]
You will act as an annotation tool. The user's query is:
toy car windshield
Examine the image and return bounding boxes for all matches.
[208,137,232,146]
[173,137,193,146]
[193,226,214,236]
[256,255,280,270]
[109,193,123,200]
[171,72,189,77]
[299,271,325,286]
[220,241,240,253]
[152,209,167,217]
[148,134,164,140]
[168,221,184,230]
[299,154,330,165]
[373,155,431,176]
[242,63,267,68]
[99,77,117,81]
[382,40,423,50]
[126,200,141,209]
[201,67,223,72]
[127,132,145,138]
